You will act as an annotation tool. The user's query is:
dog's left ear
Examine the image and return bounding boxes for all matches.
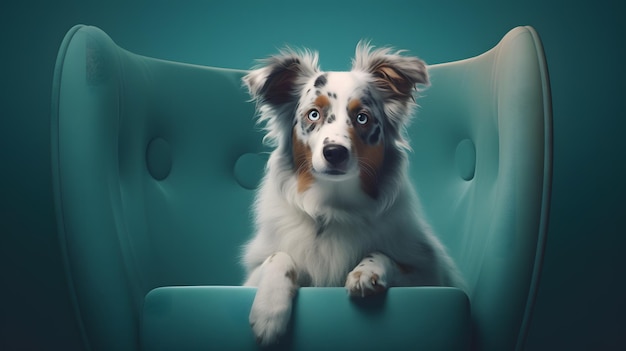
[243,49,319,146]
[353,42,429,103]
[243,50,319,107]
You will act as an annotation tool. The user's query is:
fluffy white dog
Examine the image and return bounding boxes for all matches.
[241,42,463,345]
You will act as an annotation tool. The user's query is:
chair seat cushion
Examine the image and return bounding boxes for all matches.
[141,286,470,350]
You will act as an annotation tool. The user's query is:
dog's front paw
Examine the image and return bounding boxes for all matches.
[345,253,389,297]
[248,252,298,346]
[249,293,292,346]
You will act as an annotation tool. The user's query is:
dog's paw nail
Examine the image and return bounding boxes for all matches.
[346,269,387,298]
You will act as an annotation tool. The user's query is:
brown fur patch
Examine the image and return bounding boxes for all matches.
[292,129,314,193]
[373,65,414,99]
[285,269,297,284]
[314,94,330,110]
[348,98,361,114]
[349,128,384,198]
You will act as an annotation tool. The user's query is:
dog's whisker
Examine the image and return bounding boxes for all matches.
[357,158,379,180]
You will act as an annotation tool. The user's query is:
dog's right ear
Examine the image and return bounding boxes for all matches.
[243,49,319,107]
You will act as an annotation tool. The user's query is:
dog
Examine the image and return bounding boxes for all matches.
[241,41,463,346]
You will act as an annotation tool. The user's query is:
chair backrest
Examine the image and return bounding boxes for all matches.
[411,26,552,350]
[51,25,551,351]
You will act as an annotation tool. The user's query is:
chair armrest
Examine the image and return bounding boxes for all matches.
[141,286,470,350]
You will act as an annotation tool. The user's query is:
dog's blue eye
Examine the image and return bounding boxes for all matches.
[308,109,321,121]
[356,113,369,125]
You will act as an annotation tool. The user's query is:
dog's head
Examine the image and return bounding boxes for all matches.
[244,42,428,199]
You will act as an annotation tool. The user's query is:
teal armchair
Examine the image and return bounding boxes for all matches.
[51,25,551,350]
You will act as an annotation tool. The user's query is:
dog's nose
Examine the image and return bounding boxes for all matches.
[323,144,349,166]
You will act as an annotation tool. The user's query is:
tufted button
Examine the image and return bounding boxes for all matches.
[234,153,267,190]
[455,139,476,181]
[146,137,172,181]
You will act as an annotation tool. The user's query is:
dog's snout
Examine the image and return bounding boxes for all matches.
[323,144,349,166]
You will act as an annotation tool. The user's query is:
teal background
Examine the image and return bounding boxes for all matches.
[1,0,624,350]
